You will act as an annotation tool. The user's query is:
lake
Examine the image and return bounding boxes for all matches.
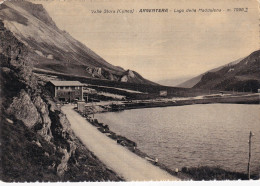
[95,104,260,174]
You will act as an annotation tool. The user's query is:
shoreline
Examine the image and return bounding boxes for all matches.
[74,107,188,180]
[75,96,260,180]
[62,105,179,181]
[84,111,259,180]
[85,93,260,114]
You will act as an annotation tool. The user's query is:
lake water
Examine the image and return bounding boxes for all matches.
[95,104,260,174]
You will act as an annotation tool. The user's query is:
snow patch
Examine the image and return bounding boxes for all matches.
[35,50,44,57]
[121,75,128,82]
[47,54,54,59]
[97,92,126,100]
[6,118,13,124]
[128,70,135,78]
[228,68,234,72]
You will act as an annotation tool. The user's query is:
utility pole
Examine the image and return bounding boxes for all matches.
[92,100,94,119]
[247,131,254,180]
[69,91,71,103]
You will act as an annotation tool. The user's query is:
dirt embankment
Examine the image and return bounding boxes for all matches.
[0,20,122,182]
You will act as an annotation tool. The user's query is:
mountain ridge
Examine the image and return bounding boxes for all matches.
[177,58,244,88]
[193,50,260,92]
[0,0,155,85]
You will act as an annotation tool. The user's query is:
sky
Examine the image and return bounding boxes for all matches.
[35,0,259,82]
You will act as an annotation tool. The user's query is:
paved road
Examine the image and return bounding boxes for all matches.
[62,105,180,181]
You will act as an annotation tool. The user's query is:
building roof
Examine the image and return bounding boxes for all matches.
[49,80,84,87]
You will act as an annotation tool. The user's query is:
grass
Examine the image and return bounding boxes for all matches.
[0,113,61,182]
[0,107,123,182]
[181,166,259,180]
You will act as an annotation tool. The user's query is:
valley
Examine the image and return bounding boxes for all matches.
[1,0,259,182]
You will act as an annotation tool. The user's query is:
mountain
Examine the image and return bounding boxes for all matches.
[0,0,154,85]
[0,18,122,181]
[157,76,193,87]
[193,50,260,92]
[177,58,244,88]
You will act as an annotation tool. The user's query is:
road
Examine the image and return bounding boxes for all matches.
[61,105,180,181]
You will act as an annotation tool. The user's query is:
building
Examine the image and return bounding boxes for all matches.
[47,80,84,102]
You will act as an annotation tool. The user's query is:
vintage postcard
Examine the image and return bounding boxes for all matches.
[0,0,259,183]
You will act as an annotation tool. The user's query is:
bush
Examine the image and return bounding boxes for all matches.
[181,166,252,180]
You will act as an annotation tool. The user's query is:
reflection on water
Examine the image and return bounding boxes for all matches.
[95,104,260,173]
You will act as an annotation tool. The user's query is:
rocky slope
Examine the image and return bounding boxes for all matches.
[0,0,154,85]
[177,58,243,88]
[0,20,122,182]
[193,50,260,92]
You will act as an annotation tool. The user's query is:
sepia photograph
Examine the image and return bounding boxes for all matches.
[0,0,259,183]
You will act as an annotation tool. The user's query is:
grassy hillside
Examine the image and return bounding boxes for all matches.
[0,0,153,85]
[193,50,260,92]
[178,58,243,88]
